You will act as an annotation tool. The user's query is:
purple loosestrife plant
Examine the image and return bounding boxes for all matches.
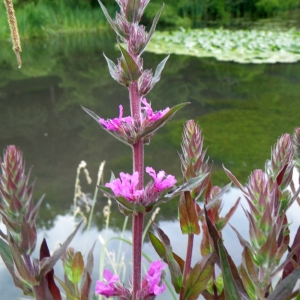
[83,0,190,299]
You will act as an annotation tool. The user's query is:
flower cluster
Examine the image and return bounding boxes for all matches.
[105,167,176,205]
[99,98,169,132]
[143,260,166,296]
[95,261,166,299]
[95,270,130,298]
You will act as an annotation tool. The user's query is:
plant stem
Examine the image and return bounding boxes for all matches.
[129,81,144,299]
[180,233,194,300]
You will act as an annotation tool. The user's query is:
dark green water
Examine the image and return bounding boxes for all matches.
[0,32,300,299]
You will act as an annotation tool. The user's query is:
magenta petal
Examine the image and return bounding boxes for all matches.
[95,280,115,297]
[103,269,119,283]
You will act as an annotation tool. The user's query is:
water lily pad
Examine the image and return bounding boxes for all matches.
[146,28,300,64]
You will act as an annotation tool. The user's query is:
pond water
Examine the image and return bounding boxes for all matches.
[1,32,300,299]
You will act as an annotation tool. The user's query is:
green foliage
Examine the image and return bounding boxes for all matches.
[0,0,111,39]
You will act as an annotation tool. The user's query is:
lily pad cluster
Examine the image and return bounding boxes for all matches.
[146,28,300,64]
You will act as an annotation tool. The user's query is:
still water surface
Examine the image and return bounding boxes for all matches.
[1,32,300,299]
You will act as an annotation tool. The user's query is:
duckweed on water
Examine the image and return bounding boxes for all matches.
[146,28,300,64]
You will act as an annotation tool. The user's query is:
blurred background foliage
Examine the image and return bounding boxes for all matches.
[1,0,300,39]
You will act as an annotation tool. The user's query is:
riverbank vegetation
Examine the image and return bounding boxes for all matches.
[1,0,300,39]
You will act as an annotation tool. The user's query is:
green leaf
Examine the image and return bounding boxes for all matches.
[151,55,169,89]
[70,252,84,284]
[139,4,164,54]
[152,223,183,293]
[165,173,208,199]
[268,268,300,300]
[103,54,118,82]
[184,254,215,300]
[140,102,189,141]
[179,191,200,235]
[119,44,142,82]
[0,238,13,271]
[149,232,185,272]
[218,239,243,300]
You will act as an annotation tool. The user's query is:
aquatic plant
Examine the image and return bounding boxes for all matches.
[146,27,300,63]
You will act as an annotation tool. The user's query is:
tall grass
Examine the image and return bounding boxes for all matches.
[0,1,111,40]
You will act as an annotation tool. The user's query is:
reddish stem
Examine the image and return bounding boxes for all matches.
[129,81,144,300]
[180,233,194,300]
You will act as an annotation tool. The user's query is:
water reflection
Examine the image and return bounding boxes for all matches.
[1,32,300,299]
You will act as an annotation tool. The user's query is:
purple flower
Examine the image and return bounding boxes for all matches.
[105,168,176,206]
[146,166,177,191]
[99,105,132,131]
[105,171,144,202]
[95,269,119,297]
[145,260,166,295]
[141,98,170,123]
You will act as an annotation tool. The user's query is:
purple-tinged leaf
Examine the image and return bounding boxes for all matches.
[33,275,55,300]
[81,241,95,289]
[199,183,232,217]
[276,164,288,186]
[179,191,200,235]
[268,268,300,300]
[39,239,62,300]
[20,218,37,254]
[27,194,45,224]
[184,253,215,300]
[257,226,277,266]
[283,226,300,279]
[218,239,248,300]
[223,165,248,195]
[139,4,164,54]
[119,44,142,82]
[8,194,23,212]
[285,184,300,212]
[230,225,253,251]
[244,196,260,221]
[259,203,272,233]
[205,209,249,299]
[8,235,39,285]
[243,208,264,249]
[39,221,83,277]
[242,247,258,285]
[80,272,92,300]
[98,1,124,38]
[152,223,183,293]
[218,197,240,231]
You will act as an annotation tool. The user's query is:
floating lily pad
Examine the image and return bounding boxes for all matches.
[146,28,300,64]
